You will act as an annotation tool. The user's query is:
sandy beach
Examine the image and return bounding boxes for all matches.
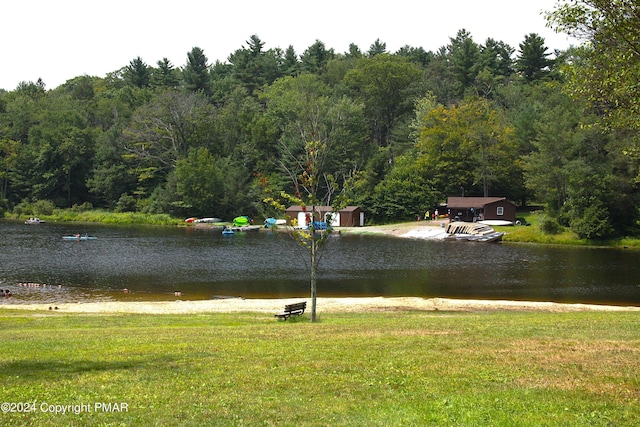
[3,297,639,315]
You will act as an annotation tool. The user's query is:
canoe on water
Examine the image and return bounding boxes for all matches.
[62,235,97,241]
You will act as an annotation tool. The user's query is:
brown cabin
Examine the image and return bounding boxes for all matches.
[284,205,365,227]
[446,197,517,224]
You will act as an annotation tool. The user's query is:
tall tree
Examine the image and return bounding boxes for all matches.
[300,40,334,74]
[124,57,151,88]
[152,58,180,89]
[516,33,553,82]
[228,35,283,95]
[183,47,211,95]
[474,38,515,98]
[367,38,387,57]
[448,29,481,96]
[282,45,300,76]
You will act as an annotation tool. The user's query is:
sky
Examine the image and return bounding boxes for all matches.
[0,0,578,91]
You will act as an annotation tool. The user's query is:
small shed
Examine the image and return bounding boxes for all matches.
[446,197,517,224]
[284,205,365,227]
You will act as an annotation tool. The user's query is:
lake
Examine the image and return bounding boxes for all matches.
[1,220,639,306]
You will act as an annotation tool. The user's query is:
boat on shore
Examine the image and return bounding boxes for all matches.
[231,225,261,232]
[194,217,222,224]
[444,222,504,242]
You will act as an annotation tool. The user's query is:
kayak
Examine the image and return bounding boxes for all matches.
[194,217,222,223]
[62,235,97,241]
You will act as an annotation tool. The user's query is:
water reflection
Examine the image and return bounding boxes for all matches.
[1,220,639,306]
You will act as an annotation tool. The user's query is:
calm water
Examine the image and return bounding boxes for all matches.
[1,220,639,306]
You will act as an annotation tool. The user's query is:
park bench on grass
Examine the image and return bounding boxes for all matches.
[274,301,307,320]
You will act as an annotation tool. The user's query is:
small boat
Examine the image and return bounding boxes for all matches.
[62,234,97,241]
[233,216,251,227]
[193,217,222,224]
[478,219,513,226]
[222,227,235,236]
[184,217,197,223]
[264,218,287,228]
[25,217,45,224]
[231,225,261,232]
[444,222,504,242]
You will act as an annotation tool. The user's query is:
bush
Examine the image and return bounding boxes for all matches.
[539,216,564,235]
[570,205,614,240]
[13,199,56,216]
[115,194,138,213]
[71,202,94,212]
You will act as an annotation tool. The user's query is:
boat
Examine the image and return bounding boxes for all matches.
[25,217,45,224]
[478,219,513,226]
[193,217,222,224]
[62,234,97,241]
[264,218,287,228]
[184,217,197,223]
[231,225,261,232]
[444,222,504,242]
[222,227,235,236]
[233,216,251,227]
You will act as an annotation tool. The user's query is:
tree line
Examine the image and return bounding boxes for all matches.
[1,6,639,240]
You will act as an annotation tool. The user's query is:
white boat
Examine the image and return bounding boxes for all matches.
[478,219,513,226]
[25,217,45,224]
[444,222,504,242]
[194,217,222,223]
[62,234,97,241]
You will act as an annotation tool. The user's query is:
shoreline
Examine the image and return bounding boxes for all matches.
[2,297,639,315]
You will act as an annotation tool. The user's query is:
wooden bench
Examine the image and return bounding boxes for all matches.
[274,301,307,320]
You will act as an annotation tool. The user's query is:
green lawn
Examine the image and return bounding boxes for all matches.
[1,309,639,426]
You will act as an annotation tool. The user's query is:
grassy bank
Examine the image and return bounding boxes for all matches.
[497,212,640,248]
[1,309,638,426]
[8,209,185,226]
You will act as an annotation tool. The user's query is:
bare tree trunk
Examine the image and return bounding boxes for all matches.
[310,217,318,322]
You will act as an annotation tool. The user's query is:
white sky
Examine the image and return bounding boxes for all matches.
[0,0,577,91]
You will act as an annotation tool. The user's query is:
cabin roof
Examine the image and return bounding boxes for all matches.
[446,197,512,209]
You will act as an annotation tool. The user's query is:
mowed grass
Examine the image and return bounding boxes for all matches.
[1,309,639,426]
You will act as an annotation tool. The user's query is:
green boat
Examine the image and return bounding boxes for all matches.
[233,216,250,227]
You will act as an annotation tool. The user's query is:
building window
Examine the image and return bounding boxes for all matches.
[497,206,504,216]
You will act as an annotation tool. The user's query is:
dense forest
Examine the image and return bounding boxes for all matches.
[1,2,639,239]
